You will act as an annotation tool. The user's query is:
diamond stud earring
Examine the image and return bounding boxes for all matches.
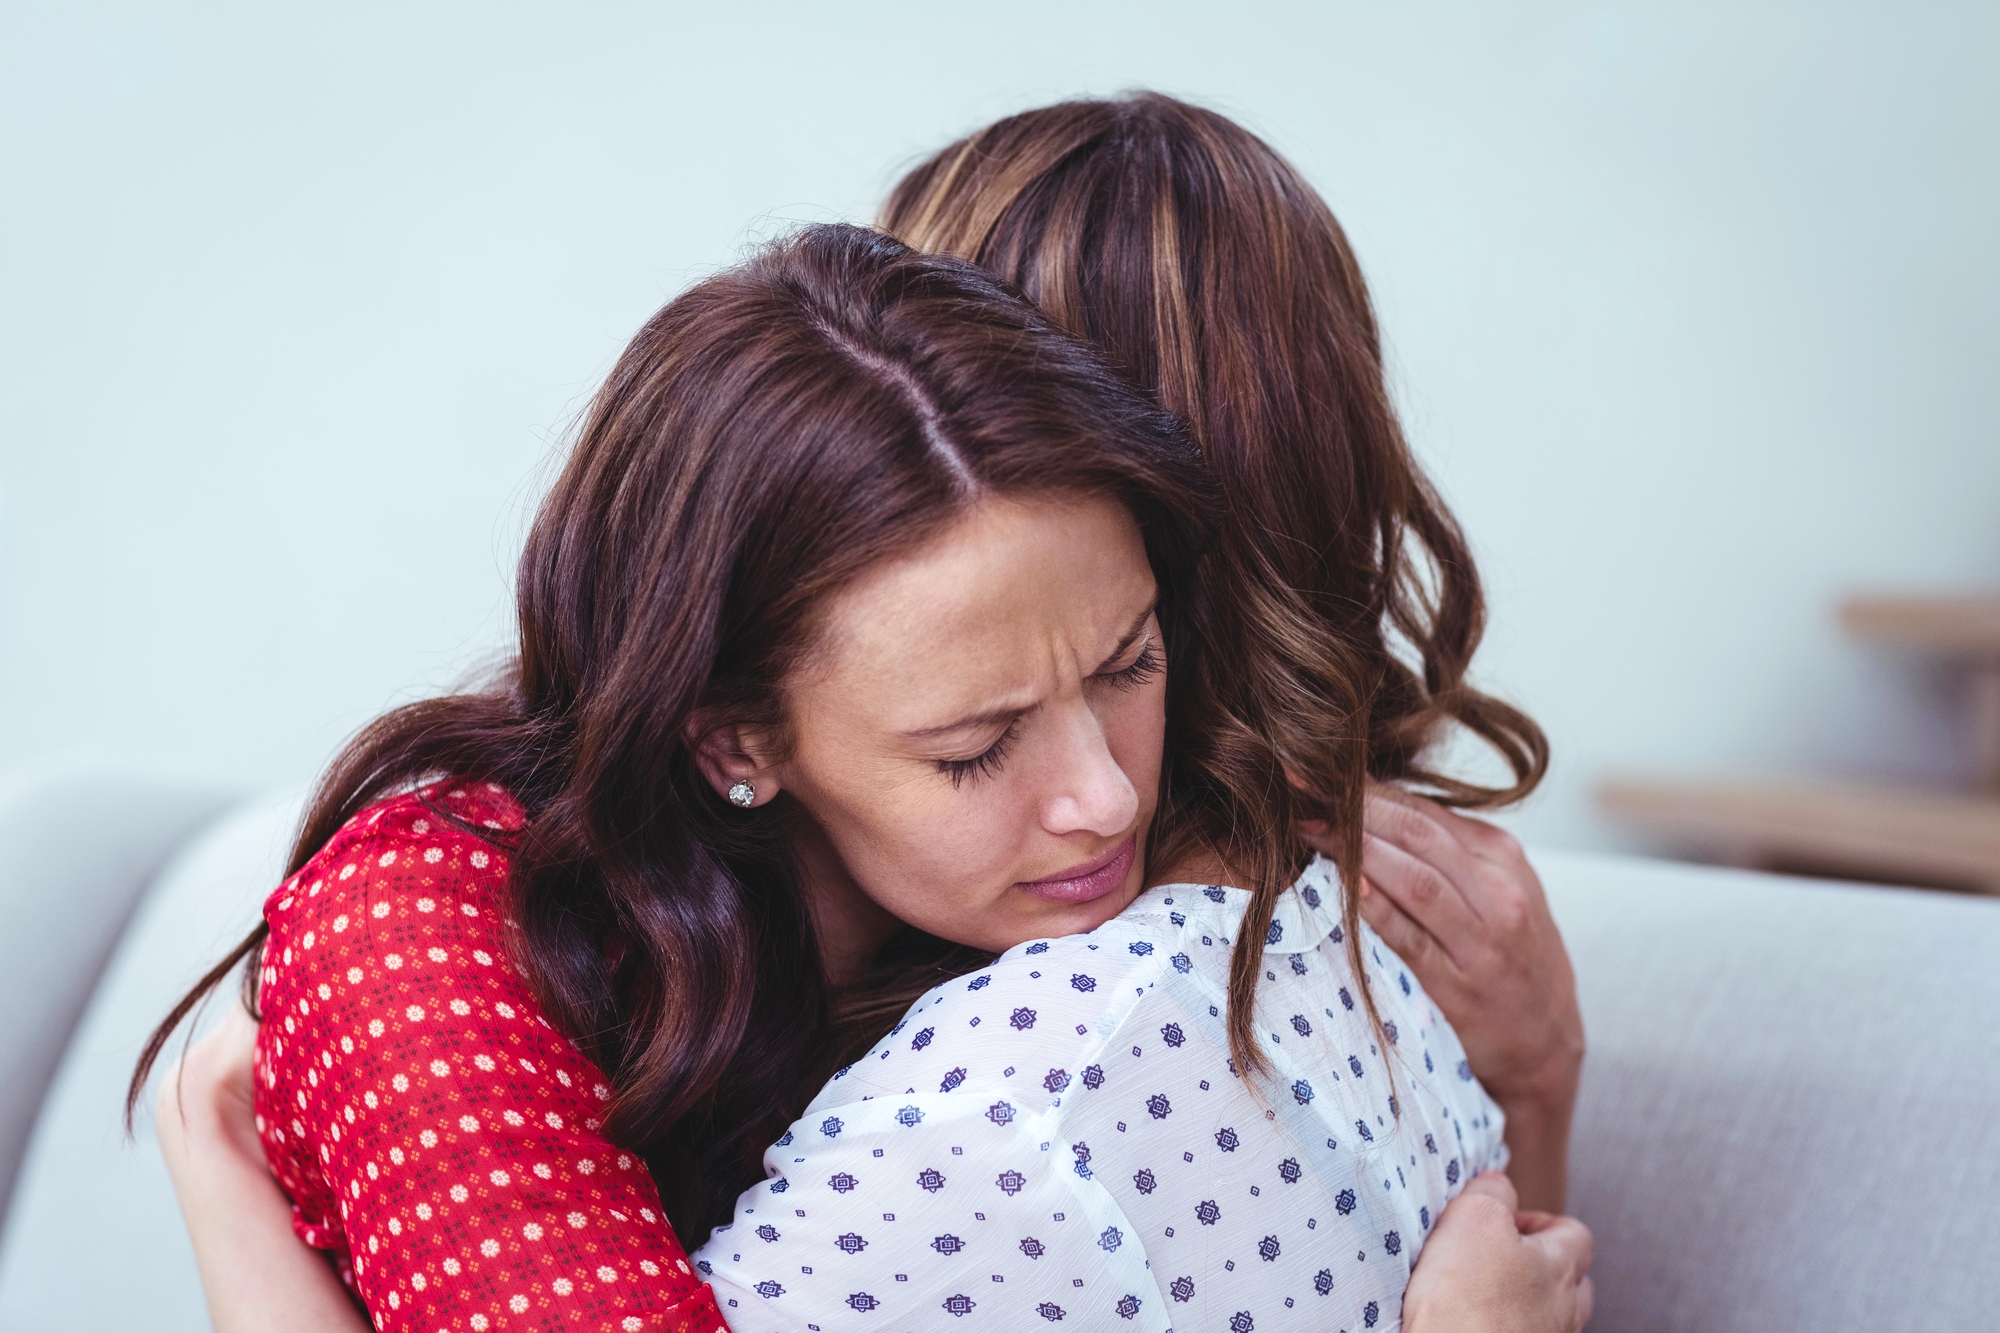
[726,780,756,808]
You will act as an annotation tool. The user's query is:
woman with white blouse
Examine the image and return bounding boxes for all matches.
[696,858,1504,1332]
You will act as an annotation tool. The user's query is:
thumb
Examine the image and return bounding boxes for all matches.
[1457,1169,1520,1215]
[1523,1213,1595,1286]
[210,999,262,1102]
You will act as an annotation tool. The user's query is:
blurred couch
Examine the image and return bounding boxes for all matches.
[0,763,1995,1331]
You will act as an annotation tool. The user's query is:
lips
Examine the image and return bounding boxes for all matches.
[1013,834,1138,905]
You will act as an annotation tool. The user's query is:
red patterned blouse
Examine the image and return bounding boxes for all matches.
[252,781,727,1333]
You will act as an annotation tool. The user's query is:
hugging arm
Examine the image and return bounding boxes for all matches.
[164,1019,1593,1333]
[157,1001,368,1333]
[243,804,727,1332]
[1305,785,1585,1213]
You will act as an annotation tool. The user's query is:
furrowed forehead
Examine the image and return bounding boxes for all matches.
[783,496,1154,731]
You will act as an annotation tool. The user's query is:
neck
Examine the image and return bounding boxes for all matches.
[786,808,903,990]
[1148,842,1259,890]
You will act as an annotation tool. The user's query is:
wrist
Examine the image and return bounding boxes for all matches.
[1492,1065,1579,1125]
[1493,1073,1576,1216]
[1494,1086,1575,1158]
[1485,1027,1584,1121]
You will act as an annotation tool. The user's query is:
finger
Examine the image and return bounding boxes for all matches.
[191,998,258,1063]
[1363,787,1489,889]
[1456,1169,1520,1215]
[1362,790,1492,917]
[1360,830,1483,966]
[1364,779,1496,842]
[1367,780,1510,856]
[1525,1214,1595,1286]
[217,1003,262,1100]
[1407,797,1545,912]
[1365,782,1481,846]
[1367,788,1562,962]
[1355,879,1453,983]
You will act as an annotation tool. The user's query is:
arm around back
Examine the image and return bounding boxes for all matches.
[158,998,369,1333]
[252,782,725,1332]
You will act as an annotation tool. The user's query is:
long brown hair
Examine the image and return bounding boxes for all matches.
[131,223,1218,1239]
[883,92,1549,1076]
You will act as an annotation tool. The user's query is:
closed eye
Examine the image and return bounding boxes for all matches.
[1098,638,1162,691]
[934,619,1157,786]
[935,719,1020,788]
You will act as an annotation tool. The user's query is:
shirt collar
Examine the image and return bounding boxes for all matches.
[1133,854,1345,953]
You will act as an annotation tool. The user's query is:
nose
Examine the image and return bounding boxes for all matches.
[1039,700,1139,839]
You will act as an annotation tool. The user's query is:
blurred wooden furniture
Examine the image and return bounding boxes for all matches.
[1840,594,2000,791]
[1598,593,2000,895]
[1598,777,2000,894]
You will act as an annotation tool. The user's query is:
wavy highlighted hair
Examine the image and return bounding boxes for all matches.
[884,92,1548,1075]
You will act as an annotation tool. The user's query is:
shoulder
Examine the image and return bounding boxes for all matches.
[263,781,521,942]
[813,910,1176,1113]
[257,781,544,1033]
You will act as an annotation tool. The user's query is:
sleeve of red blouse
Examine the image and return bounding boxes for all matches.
[252,784,727,1333]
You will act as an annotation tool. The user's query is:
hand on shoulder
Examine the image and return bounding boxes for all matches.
[1302,783,1585,1210]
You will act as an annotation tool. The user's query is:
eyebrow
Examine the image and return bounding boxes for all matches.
[901,603,1157,741]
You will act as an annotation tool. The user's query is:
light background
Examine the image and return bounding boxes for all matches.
[3,1,1995,850]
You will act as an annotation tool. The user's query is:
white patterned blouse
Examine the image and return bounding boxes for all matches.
[693,856,1506,1333]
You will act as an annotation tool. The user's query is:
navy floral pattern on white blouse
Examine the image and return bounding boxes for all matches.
[693,857,1505,1333]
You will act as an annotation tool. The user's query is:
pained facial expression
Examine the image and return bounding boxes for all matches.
[768,495,1165,953]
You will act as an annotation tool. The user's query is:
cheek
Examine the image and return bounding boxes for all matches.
[803,770,1039,933]
[1102,678,1168,797]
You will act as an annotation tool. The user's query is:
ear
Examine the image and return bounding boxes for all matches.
[690,720,782,808]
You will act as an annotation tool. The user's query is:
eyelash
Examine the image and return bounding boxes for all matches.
[937,722,1019,789]
[1105,639,1163,691]
[934,638,1162,788]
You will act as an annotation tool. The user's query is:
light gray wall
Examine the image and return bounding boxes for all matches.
[2,1,1994,848]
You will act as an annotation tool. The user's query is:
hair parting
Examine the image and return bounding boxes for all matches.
[132,224,1218,1239]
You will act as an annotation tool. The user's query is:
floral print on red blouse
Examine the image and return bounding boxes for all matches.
[252,781,726,1333]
